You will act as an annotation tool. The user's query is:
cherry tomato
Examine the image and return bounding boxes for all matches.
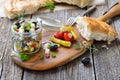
[54,31,64,39]
[25,37,31,42]
[16,29,19,32]
[30,42,37,47]
[45,54,50,58]
[63,32,74,42]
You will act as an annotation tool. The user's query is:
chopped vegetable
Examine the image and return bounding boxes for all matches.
[67,26,77,40]
[45,1,55,11]
[51,52,56,58]
[13,25,18,31]
[23,46,30,51]
[45,54,50,58]
[54,31,64,39]
[16,29,19,32]
[19,52,30,61]
[60,26,77,40]
[40,55,44,60]
[25,37,31,42]
[12,19,41,54]
[49,37,71,47]
[63,32,74,42]
[14,41,19,51]
[23,21,31,29]
[70,29,77,40]
[30,42,37,47]
[47,43,52,49]
[15,22,20,28]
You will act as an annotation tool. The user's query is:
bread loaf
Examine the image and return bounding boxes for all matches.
[75,16,118,43]
[4,0,92,19]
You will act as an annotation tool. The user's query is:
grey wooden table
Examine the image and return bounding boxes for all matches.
[0,0,120,80]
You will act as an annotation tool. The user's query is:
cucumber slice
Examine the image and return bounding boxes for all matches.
[14,41,20,51]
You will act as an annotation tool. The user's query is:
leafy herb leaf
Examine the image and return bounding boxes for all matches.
[47,43,52,49]
[19,52,30,61]
[15,11,25,22]
[73,43,80,49]
[23,21,31,30]
[73,42,84,49]
[40,55,44,60]
[45,1,55,11]
[89,45,98,54]
[51,52,56,58]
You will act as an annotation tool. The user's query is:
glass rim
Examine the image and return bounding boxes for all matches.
[11,19,42,37]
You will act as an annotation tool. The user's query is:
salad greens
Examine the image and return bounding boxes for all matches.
[19,52,30,61]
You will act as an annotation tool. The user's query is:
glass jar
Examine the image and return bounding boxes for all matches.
[11,19,42,54]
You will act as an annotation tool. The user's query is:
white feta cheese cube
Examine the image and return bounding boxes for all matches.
[45,48,50,54]
[31,23,35,28]
[30,28,35,32]
[19,28,24,33]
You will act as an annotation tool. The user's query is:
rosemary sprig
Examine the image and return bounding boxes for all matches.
[15,11,25,22]
[89,44,98,54]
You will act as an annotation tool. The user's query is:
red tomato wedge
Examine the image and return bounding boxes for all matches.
[63,32,74,42]
[54,31,64,39]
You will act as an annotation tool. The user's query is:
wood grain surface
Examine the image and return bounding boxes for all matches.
[0,0,120,80]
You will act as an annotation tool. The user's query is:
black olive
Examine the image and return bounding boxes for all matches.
[81,57,90,65]
[24,28,29,32]
[35,27,39,30]
[15,22,20,28]
[32,22,37,26]
[50,45,58,51]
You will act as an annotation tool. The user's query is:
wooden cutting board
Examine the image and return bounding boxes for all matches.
[11,27,93,70]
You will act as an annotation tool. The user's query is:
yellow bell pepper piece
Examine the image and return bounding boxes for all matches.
[67,26,77,40]
[49,37,71,47]
[60,26,77,40]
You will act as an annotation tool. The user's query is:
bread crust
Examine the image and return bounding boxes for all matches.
[84,17,118,38]
[75,16,118,42]
[4,0,92,19]
[4,0,53,19]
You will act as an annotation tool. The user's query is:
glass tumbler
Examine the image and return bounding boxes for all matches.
[11,19,42,54]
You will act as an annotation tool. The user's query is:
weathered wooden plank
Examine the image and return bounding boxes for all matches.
[90,0,120,80]
[22,8,95,80]
[0,18,23,80]
[0,18,13,79]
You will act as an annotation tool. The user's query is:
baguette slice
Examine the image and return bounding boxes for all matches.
[75,16,118,43]
[4,0,92,19]
[54,0,92,8]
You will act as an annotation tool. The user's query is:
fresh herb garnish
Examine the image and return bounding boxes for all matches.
[23,21,31,30]
[45,1,55,11]
[73,43,80,49]
[40,55,44,60]
[89,44,98,54]
[19,52,30,61]
[73,42,84,49]
[47,43,52,49]
[15,11,25,22]
[51,52,56,58]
